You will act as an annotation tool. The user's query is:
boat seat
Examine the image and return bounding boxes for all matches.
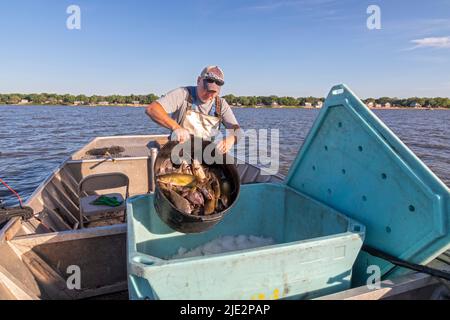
[78,173,129,229]
[79,193,125,216]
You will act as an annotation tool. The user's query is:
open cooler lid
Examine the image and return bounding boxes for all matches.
[285,84,450,282]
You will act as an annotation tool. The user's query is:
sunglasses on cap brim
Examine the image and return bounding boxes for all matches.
[204,77,225,86]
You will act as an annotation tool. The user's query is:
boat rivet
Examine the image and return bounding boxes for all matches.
[358,146,363,152]
[386,226,392,233]
[312,166,316,171]
[324,146,328,151]
[381,173,387,180]
[338,122,342,128]
[362,195,367,202]
[342,169,346,174]
[409,205,415,212]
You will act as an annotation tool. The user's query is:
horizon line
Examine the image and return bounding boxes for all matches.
[1,92,450,99]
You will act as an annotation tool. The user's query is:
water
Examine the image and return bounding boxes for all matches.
[0,106,449,206]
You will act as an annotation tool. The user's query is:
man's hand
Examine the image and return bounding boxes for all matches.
[216,135,236,154]
[171,127,191,143]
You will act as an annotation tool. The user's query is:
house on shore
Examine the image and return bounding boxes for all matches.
[98,101,109,106]
[314,101,323,109]
[410,102,422,108]
[304,102,312,108]
[19,99,29,105]
[384,102,392,108]
[366,102,374,108]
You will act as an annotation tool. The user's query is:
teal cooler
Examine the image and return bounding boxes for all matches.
[127,182,365,300]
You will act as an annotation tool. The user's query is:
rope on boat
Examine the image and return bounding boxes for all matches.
[363,245,450,281]
[0,177,24,208]
[0,177,35,226]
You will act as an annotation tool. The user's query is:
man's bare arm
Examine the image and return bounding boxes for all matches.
[146,101,182,131]
[146,101,191,142]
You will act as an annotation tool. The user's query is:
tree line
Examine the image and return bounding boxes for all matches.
[0,93,449,108]
[222,95,322,107]
[363,97,450,108]
[0,93,159,105]
[223,95,450,108]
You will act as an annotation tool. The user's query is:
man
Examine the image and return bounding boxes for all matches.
[146,66,240,154]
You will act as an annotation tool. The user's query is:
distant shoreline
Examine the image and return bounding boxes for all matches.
[0,103,147,108]
[234,105,450,110]
[1,103,448,110]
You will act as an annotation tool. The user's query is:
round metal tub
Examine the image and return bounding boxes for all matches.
[153,137,240,233]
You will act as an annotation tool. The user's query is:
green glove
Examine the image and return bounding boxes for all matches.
[91,195,123,207]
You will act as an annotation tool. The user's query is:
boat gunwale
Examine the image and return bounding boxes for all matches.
[10,223,127,249]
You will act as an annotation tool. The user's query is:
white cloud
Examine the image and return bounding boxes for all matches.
[410,37,450,49]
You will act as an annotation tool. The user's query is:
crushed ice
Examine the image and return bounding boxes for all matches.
[170,235,275,259]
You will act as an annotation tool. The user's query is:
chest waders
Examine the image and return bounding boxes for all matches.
[179,86,222,141]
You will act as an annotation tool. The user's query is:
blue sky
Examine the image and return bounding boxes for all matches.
[0,0,449,98]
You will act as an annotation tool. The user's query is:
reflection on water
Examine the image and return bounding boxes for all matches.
[0,106,449,206]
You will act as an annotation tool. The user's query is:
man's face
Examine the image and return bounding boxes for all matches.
[197,76,220,102]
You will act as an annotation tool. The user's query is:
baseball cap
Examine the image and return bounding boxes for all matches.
[200,66,225,92]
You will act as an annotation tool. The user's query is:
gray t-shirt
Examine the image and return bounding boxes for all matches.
[156,87,239,129]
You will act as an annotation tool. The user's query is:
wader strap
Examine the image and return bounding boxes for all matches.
[214,96,222,130]
[179,86,196,125]
[185,86,196,110]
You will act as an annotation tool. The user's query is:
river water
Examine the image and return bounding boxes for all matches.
[0,106,448,206]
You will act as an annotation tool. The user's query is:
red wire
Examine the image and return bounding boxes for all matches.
[0,177,24,208]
